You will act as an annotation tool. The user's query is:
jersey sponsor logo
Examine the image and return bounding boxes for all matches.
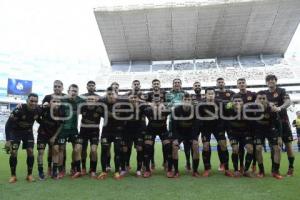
[273,93,278,98]
[226,93,230,97]
[247,96,252,101]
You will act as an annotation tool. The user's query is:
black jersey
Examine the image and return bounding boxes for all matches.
[37,107,61,137]
[238,91,256,103]
[5,104,41,139]
[146,90,167,103]
[123,104,147,130]
[191,93,202,105]
[80,105,103,130]
[143,105,170,131]
[223,107,249,135]
[215,89,235,103]
[198,100,223,129]
[249,104,279,130]
[42,93,66,104]
[172,105,196,133]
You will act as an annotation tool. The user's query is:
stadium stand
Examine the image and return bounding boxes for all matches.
[130,61,151,72]
[240,56,265,68]
[152,61,172,71]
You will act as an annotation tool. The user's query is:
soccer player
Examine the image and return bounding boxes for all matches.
[42,80,66,176]
[198,88,232,177]
[215,77,235,171]
[265,74,294,176]
[171,93,200,178]
[292,111,300,152]
[36,97,62,180]
[79,81,100,175]
[97,87,126,180]
[237,78,257,173]
[224,94,254,177]
[56,84,84,179]
[252,91,283,179]
[78,95,103,178]
[145,79,167,170]
[5,93,41,183]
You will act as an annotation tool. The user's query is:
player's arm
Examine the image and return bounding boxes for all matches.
[292,119,296,127]
[50,124,63,145]
[279,89,291,111]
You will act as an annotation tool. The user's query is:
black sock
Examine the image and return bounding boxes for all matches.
[58,165,63,173]
[271,149,275,172]
[239,145,245,167]
[192,159,199,172]
[27,156,34,175]
[38,164,43,174]
[244,153,253,172]
[52,163,58,176]
[144,144,152,172]
[101,148,108,172]
[90,160,97,172]
[47,156,52,168]
[202,150,211,170]
[184,142,191,167]
[258,163,264,174]
[232,153,239,172]
[9,156,17,176]
[63,155,66,170]
[297,142,300,151]
[137,150,143,171]
[75,160,81,172]
[173,159,179,173]
[217,145,222,163]
[252,147,257,166]
[107,155,111,167]
[220,150,229,170]
[273,163,280,173]
[288,157,295,169]
[82,159,86,170]
[71,161,75,171]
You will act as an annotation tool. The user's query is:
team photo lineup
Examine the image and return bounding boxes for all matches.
[3,74,297,183]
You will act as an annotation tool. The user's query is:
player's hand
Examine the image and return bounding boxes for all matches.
[4,141,11,154]
[271,106,281,112]
[16,103,22,109]
[42,102,49,108]
[49,136,56,145]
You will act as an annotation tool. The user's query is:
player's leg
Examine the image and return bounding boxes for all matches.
[255,141,264,178]
[172,139,180,177]
[81,138,88,175]
[89,135,99,178]
[143,134,154,178]
[37,141,47,180]
[191,139,200,177]
[297,130,300,152]
[215,130,232,177]
[271,137,283,179]
[8,138,20,183]
[47,146,53,177]
[71,136,83,179]
[201,132,212,176]
[52,143,60,179]
[230,138,240,177]
[150,138,156,170]
[57,141,66,179]
[238,140,245,173]
[135,136,144,177]
[163,138,173,178]
[113,136,123,180]
[106,143,112,171]
[281,122,295,176]
[183,140,192,172]
[25,134,35,182]
[97,136,110,179]
[243,141,254,177]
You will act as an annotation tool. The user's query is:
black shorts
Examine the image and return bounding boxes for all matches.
[79,128,100,146]
[100,133,122,146]
[144,127,170,141]
[173,128,198,143]
[10,133,34,150]
[37,133,58,150]
[123,128,145,147]
[297,129,300,138]
[228,132,253,146]
[58,129,82,145]
[281,121,293,143]
[201,128,226,143]
[254,129,278,146]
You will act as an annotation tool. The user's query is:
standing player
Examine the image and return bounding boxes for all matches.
[252,91,283,179]
[78,95,103,178]
[292,111,300,152]
[79,81,100,175]
[265,75,295,176]
[36,97,62,180]
[97,87,126,180]
[171,93,200,178]
[215,77,235,171]
[224,94,254,177]
[56,84,84,179]
[5,93,41,183]
[237,78,257,173]
[198,88,232,177]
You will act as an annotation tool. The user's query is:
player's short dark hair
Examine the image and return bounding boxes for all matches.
[68,84,78,90]
[237,78,246,82]
[28,93,38,99]
[110,82,119,87]
[87,81,95,85]
[193,81,200,85]
[205,87,215,94]
[173,78,181,83]
[216,77,224,82]
[183,93,191,99]
[54,80,63,86]
[256,90,267,96]
[132,80,140,84]
[106,86,114,92]
[152,79,160,83]
[232,94,243,100]
[265,74,277,82]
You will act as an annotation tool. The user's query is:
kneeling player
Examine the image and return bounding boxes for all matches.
[252,91,282,179]
[5,93,41,183]
[171,93,200,178]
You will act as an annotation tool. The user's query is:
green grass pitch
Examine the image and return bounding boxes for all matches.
[0,142,298,200]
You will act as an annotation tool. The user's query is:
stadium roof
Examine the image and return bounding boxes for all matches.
[94,0,300,62]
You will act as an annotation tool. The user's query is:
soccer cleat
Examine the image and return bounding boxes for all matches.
[252,165,257,173]
[239,166,244,174]
[185,164,192,172]
[224,170,234,177]
[218,164,225,172]
[192,171,200,178]
[143,171,151,178]
[9,176,17,183]
[166,171,174,178]
[71,172,81,179]
[90,172,97,179]
[126,165,131,172]
[106,166,111,172]
[38,171,46,181]
[286,168,294,177]
[136,171,142,178]
[202,170,211,177]
[243,171,254,178]
[97,172,108,180]
[81,169,87,176]
[272,173,283,180]
[26,175,36,182]
[113,172,123,180]
[151,163,156,171]
[233,171,241,178]
[70,169,75,176]
[256,172,265,178]
[173,172,180,178]
[57,172,64,179]
[47,167,52,177]
[120,170,127,177]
